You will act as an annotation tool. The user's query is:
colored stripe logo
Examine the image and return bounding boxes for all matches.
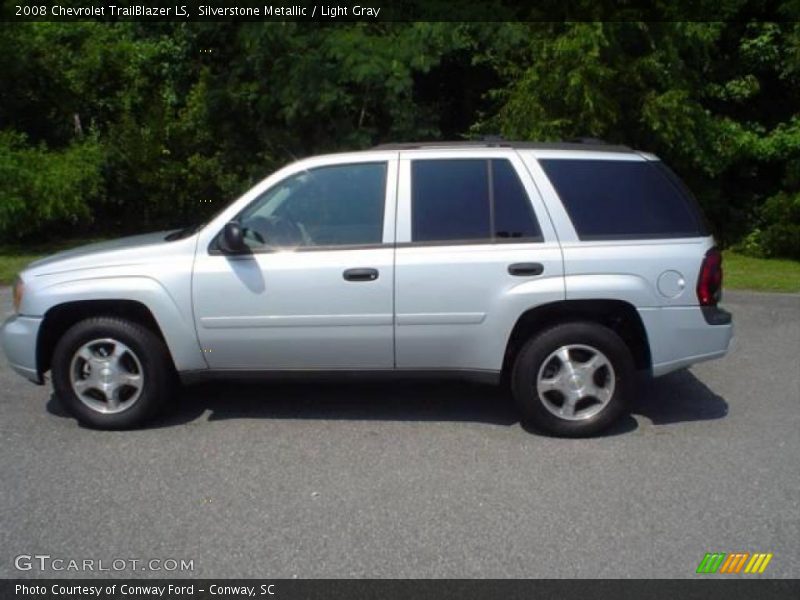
[697,552,773,574]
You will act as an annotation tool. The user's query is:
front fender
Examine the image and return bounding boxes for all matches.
[28,276,207,372]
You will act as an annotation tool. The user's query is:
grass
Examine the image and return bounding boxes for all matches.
[0,238,102,285]
[0,240,798,293]
[723,250,800,294]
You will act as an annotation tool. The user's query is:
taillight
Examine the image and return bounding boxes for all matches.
[697,247,723,306]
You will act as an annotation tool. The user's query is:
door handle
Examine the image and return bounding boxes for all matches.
[508,262,544,277]
[343,268,379,282]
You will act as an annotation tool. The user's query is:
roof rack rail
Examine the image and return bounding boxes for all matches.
[565,137,610,145]
[372,139,634,152]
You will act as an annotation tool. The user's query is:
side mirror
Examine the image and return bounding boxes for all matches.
[220,221,248,254]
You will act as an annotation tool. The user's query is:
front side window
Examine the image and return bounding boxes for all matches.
[411,159,542,243]
[237,162,387,249]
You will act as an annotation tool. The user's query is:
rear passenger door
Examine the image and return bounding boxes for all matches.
[394,150,565,373]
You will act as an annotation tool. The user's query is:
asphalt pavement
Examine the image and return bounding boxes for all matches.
[0,287,798,578]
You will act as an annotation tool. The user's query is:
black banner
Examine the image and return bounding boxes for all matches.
[3,579,800,600]
[2,0,798,22]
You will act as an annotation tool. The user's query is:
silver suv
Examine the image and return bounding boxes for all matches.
[1,141,733,436]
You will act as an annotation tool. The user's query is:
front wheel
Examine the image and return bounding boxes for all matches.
[511,322,635,437]
[51,317,173,429]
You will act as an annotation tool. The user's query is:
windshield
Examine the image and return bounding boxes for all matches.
[164,201,233,241]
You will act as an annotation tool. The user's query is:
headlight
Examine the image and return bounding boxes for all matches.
[12,277,24,313]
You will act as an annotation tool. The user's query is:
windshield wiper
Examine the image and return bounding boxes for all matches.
[165,223,203,241]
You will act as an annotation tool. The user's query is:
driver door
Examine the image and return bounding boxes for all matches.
[192,156,397,370]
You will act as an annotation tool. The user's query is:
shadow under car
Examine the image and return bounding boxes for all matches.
[46,368,728,435]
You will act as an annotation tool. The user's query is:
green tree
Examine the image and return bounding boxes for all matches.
[1,17,798,258]
[475,20,800,255]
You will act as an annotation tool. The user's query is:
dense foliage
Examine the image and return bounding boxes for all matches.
[1,17,799,258]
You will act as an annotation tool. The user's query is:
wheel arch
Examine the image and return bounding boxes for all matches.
[37,300,173,376]
[502,299,652,378]
[28,276,208,376]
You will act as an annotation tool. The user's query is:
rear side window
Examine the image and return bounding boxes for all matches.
[539,159,708,240]
[411,159,542,243]
[493,159,541,240]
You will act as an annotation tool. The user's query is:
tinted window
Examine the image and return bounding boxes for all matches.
[539,159,706,240]
[653,162,710,233]
[238,162,386,249]
[412,160,490,242]
[412,159,541,243]
[492,159,542,240]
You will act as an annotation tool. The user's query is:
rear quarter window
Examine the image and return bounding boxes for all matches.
[539,158,708,240]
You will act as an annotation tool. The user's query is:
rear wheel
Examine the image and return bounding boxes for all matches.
[511,322,635,437]
[51,317,173,429]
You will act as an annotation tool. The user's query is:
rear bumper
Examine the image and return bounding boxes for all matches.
[0,315,44,384]
[638,305,733,377]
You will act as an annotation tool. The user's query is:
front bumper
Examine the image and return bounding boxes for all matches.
[638,305,734,377]
[0,315,44,384]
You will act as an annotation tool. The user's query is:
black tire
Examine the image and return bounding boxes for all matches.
[511,321,635,437]
[51,317,174,429]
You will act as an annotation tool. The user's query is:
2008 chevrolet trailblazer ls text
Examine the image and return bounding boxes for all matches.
[1,140,733,436]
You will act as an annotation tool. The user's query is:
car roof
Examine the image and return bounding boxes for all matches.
[372,139,635,153]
